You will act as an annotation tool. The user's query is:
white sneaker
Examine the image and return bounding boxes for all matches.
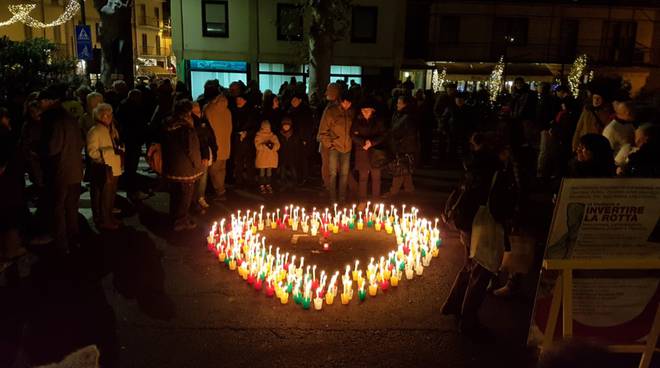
[198,197,210,208]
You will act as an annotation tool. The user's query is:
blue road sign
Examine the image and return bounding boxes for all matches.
[76,25,93,61]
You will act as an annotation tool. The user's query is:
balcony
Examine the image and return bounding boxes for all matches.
[137,16,170,30]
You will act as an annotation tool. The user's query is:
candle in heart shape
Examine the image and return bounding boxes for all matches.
[207,203,443,310]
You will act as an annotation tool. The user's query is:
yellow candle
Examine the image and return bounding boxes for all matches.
[229,260,237,270]
[357,222,364,230]
[375,223,382,231]
[391,275,399,287]
[325,292,335,305]
[280,293,289,304]
[271,221,277,229]
[432,248,439,257]
[333,225,340,234]
[341,293,350,305]
[368,284,378,296]
[218,252,226,262]
[352,270,358,281]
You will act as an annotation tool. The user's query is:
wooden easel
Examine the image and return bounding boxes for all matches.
[542,258,660,368]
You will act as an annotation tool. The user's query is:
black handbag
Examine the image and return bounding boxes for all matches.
[442,183,480,232]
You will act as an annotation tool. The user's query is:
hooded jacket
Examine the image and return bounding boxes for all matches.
[254,121,280,169]
[161,117,203,182]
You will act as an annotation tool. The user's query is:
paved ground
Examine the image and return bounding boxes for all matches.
[0,168,540,368]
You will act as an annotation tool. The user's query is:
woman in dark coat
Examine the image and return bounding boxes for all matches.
[351,98,386,201]
[384,95,418,197]
[162,100,203,231]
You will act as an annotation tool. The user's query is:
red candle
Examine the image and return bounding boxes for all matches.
[403,246,410,256]
[265,284,275,297]
[247,274,255,285]
[380,280,390,292]
[312,280,320,290]
[254,279,263,291]
[236,259,244,267]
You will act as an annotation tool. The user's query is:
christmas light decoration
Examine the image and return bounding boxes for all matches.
[431,68,447,93]
[206,203,443,310]
[568,54,588,97]
[0,0,81,28]
[488,56,505,103]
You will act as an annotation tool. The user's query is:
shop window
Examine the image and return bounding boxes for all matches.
[202,0,229,37]
[259,63,307,93]
[277,3,303,42]
[330,65,362,85]
[351,6,377,43]
[188,60,248,98]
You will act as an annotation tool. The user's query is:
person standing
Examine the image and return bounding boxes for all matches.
[86,103,124,230]
[571,88,613,152]
[351,99,386,202]
[288,92,316,183]
[115,89,150,201]
[254,121,280,194]
[161,100,203,231]
[602,100,635,169]
[192,101,218,211]
[277,117,303,190]
[204,94,232,201]
[384,96,418,197]
[318,91,355,203]
[318,83,341,190]
[231,94,259,186]
[38,85,85,255]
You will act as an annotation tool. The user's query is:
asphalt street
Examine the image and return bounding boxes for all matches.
[0,169,539,368]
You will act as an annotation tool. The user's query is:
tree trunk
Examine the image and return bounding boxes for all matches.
[308,31,333,99]
[94,0,134,87]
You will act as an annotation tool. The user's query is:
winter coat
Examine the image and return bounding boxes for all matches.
[440,104,477,142]
[350,115,386,171]
[623,143,660,178]
[86,122,123,177]
[572,104,613,152]
[254,121,280,169]
[115,98,149,146]
[41,106,85,186]
[278,128,303,167]
[389,109,418,155]
[161,117,203,182]
[204,97,232,160]
[194,115,218,162]
[602,118,635,166]
[288,104,316,142]
[318,103,355,153]
[232,104,259,155]
[510,87,537,121]
[536,93,559,131]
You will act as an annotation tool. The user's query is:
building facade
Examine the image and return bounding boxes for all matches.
[171,0,407,98]
[0,0,174,81]
[403,0,660,95]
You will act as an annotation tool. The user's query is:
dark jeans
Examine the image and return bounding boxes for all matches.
[169,181,195,228]
[358,168,381,200]
[328,150,351,202]
[233,140,255,185]
[90,164,118,225]
[390,174,414,194]
[50,182,81,252]
[443,231,493,331]
[279,163,298,187]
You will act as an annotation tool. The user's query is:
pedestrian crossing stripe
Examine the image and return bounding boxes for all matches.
[80,45,90,58]
[77,27,90,41]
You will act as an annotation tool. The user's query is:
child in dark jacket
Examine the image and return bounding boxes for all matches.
[277,117,303,190]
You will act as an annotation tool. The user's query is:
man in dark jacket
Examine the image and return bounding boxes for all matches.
[192,101,218,210]
[288,93,316,182]
[162,100,203,231]
[231,94,259,185]
[38,85,85,255]
[440,92,476,160]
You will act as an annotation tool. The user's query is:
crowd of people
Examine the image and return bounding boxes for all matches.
[1,73,659,332]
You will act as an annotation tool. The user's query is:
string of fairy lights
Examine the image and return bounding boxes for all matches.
[488,56,505,103]
[431,68,447,94]
[0,0,81,28]
[568,54,588,97]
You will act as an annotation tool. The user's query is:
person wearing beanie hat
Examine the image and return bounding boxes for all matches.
[352,98,386,201]
[318,90,355,203]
